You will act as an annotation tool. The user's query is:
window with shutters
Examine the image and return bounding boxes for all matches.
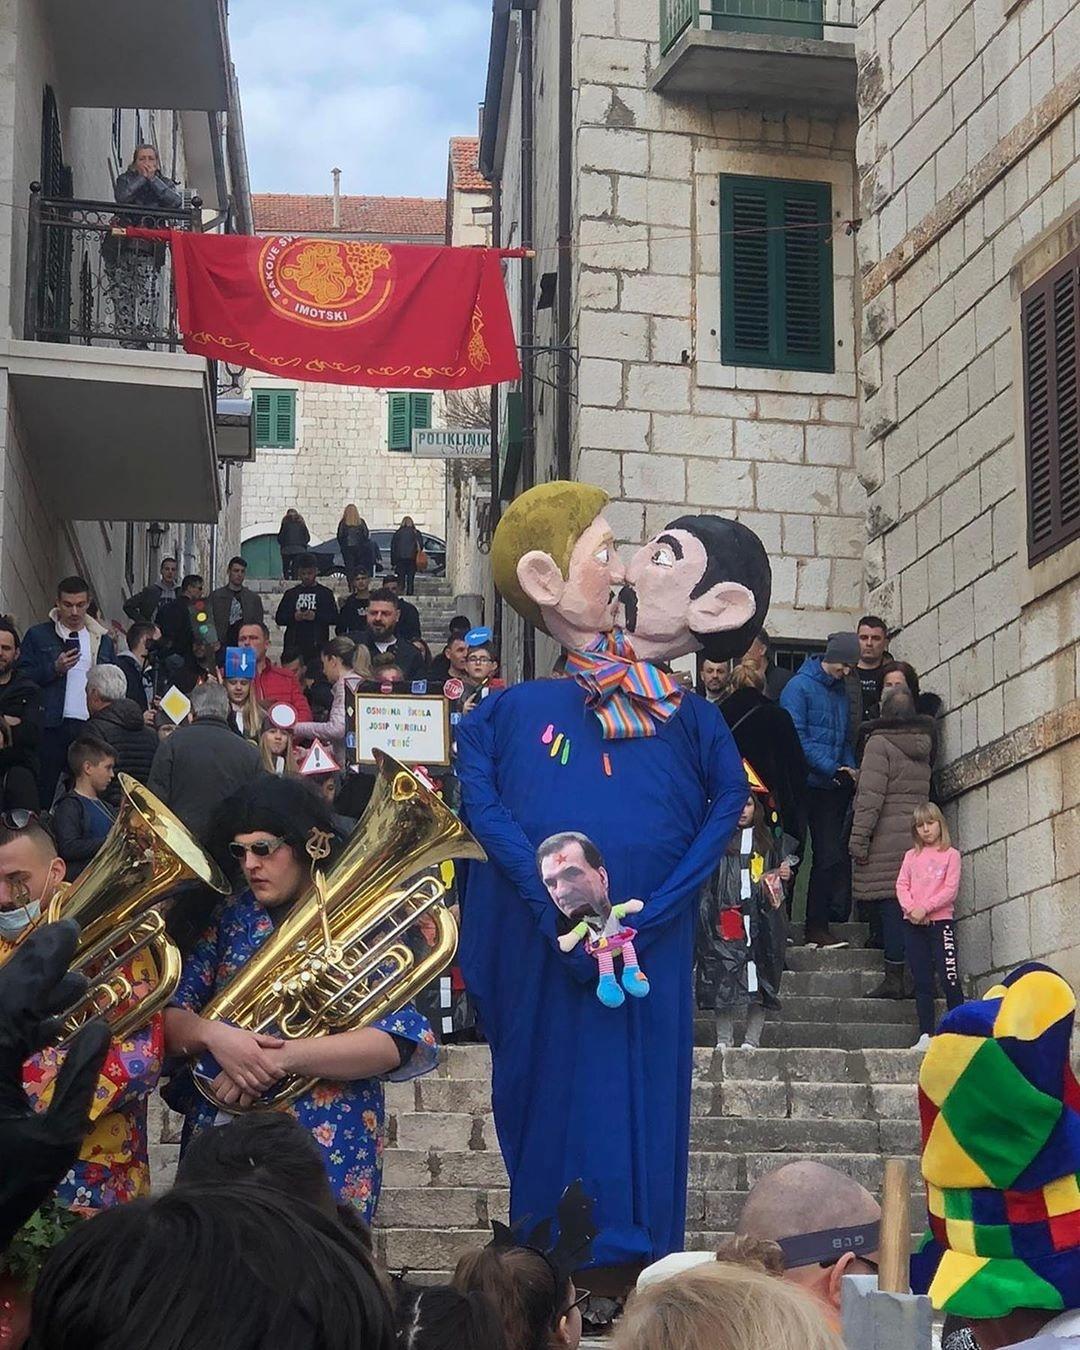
[253,390,296,449]
[1022,249,1080,566]
[387,392,433,451]
[719,175,834,373]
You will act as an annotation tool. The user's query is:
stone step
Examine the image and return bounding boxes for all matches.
[784,947,885,972]
[759,1020,921,1050]
[377,1225,492,1272]
[788,922,870,943]
[781,969,902,997]
[420,1043,926,1087]
[377,1186,509,1229]
[689,1115,920,1155]
[692,1079,918,1122]
[389,1074,919,1122]
[777,995,919,1025]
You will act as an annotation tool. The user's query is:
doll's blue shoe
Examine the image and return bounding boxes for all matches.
[622,964,650,998]
[597,973,625,1008]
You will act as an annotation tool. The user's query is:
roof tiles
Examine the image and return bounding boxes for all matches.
[252,194,446,238]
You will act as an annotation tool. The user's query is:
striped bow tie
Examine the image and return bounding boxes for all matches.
[565,633,684,739]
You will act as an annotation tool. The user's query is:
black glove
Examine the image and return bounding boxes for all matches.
[0,920,109,1251]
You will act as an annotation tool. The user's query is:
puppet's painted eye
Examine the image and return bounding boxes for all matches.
[651,546,675,568]
[594,546,610,564]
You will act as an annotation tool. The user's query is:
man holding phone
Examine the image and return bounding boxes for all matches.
[18,576,116,804]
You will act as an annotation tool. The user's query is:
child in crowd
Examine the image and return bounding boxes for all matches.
[896,801,963,1050]
[695,792,792,1049]
[51,736,117,880]
[259,719,297,777]
[225,675,261,740]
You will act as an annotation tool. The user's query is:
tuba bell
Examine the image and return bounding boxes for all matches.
[31,774,227,1043]
[193,751,487,1112]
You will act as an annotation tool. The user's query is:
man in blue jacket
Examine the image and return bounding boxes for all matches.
[780,632,859,949]
[18,576,116,804]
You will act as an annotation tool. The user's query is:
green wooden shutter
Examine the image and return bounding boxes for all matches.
[272,391,295,448]
[254,390,296,448]
[720,175,834,373]
[409,393,433,433]
[387,392,411,451]
[254,391,272,446]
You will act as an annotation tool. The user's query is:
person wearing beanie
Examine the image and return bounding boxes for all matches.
[779,634,859,948]
[912,963,1080,1347]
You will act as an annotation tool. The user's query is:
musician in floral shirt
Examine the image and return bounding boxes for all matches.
[0,813,163,1211]
[163,777,437,1220]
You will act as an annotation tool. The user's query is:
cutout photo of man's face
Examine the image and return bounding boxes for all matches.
[539,837,611,924]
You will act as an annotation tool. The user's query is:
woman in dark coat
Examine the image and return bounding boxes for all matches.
[336,506,379,581]
[719,660,808,853]
[108,143,184,345]
[278,509,310,580]
[390,516,421,595]
[848,685,934,997]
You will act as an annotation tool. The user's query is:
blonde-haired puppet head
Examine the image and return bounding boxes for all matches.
[491,481,624,650]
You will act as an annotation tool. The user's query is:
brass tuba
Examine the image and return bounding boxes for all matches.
[193,751,487,1112]
[41,774,228,1043]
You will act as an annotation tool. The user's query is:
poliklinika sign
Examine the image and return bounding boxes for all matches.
[412,428,492,459]
[123,229,525,390]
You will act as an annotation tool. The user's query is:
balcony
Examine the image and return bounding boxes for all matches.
[42,0,230,111]
[8,192,223,523]
[652,0,857,114]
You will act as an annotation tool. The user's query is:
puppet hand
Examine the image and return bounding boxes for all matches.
[557,932,580,952]
[621,899,645,914]
[778,863,792,882]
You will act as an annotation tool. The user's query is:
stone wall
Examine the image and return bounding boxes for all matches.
[491,1,867,679]
[857,0,1080,984]
[571,5,865,642]
[239,377,448,551]
[0,4,227,629]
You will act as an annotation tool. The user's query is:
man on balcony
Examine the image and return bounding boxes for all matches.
[19,577,117,806]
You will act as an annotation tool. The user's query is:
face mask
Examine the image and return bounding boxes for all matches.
[0,898,41,938]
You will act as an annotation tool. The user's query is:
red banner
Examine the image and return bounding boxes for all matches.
[125,229,523,389]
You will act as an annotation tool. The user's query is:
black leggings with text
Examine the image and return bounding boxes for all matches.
[904,919,963,1035]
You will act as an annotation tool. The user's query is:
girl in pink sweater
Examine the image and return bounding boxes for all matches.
[897,802,963,1049]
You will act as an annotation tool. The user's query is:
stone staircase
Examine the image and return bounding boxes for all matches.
[147,926,929,1278]
[372,925,928,1281]
[250,575,462,650]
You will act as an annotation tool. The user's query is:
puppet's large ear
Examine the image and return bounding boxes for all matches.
[686,581,756,635]
[517,550,566,609]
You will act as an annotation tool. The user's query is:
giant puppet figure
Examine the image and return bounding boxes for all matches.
[456,482,771,1270]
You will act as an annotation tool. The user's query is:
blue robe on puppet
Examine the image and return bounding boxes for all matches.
[457,680,747,1265]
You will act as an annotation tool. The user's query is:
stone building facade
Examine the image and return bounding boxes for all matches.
[237,193,450,573]
[481,0,866,676]
[856,0,1080,981]
[0,2,248,632]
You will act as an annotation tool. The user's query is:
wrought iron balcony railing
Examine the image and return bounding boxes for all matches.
[24,186,202,351]
[661,0,857,53]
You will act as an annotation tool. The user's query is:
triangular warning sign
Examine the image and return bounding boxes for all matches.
[299,738,341,776]
[743,758,769,795]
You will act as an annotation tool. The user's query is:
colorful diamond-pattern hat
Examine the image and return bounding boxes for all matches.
[912,964,1080,1319]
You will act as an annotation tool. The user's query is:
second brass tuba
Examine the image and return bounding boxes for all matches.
[44,774,228,1043]
[193,751,487,1112]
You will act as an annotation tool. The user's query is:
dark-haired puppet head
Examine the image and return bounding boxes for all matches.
[621,515,771,662]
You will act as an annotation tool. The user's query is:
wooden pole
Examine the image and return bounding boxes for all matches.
[878,1157,912,1294]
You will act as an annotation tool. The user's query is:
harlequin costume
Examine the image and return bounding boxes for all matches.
[912,963,1080,1322]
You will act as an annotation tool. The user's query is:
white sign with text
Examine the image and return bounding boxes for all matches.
[412,428,491,459]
